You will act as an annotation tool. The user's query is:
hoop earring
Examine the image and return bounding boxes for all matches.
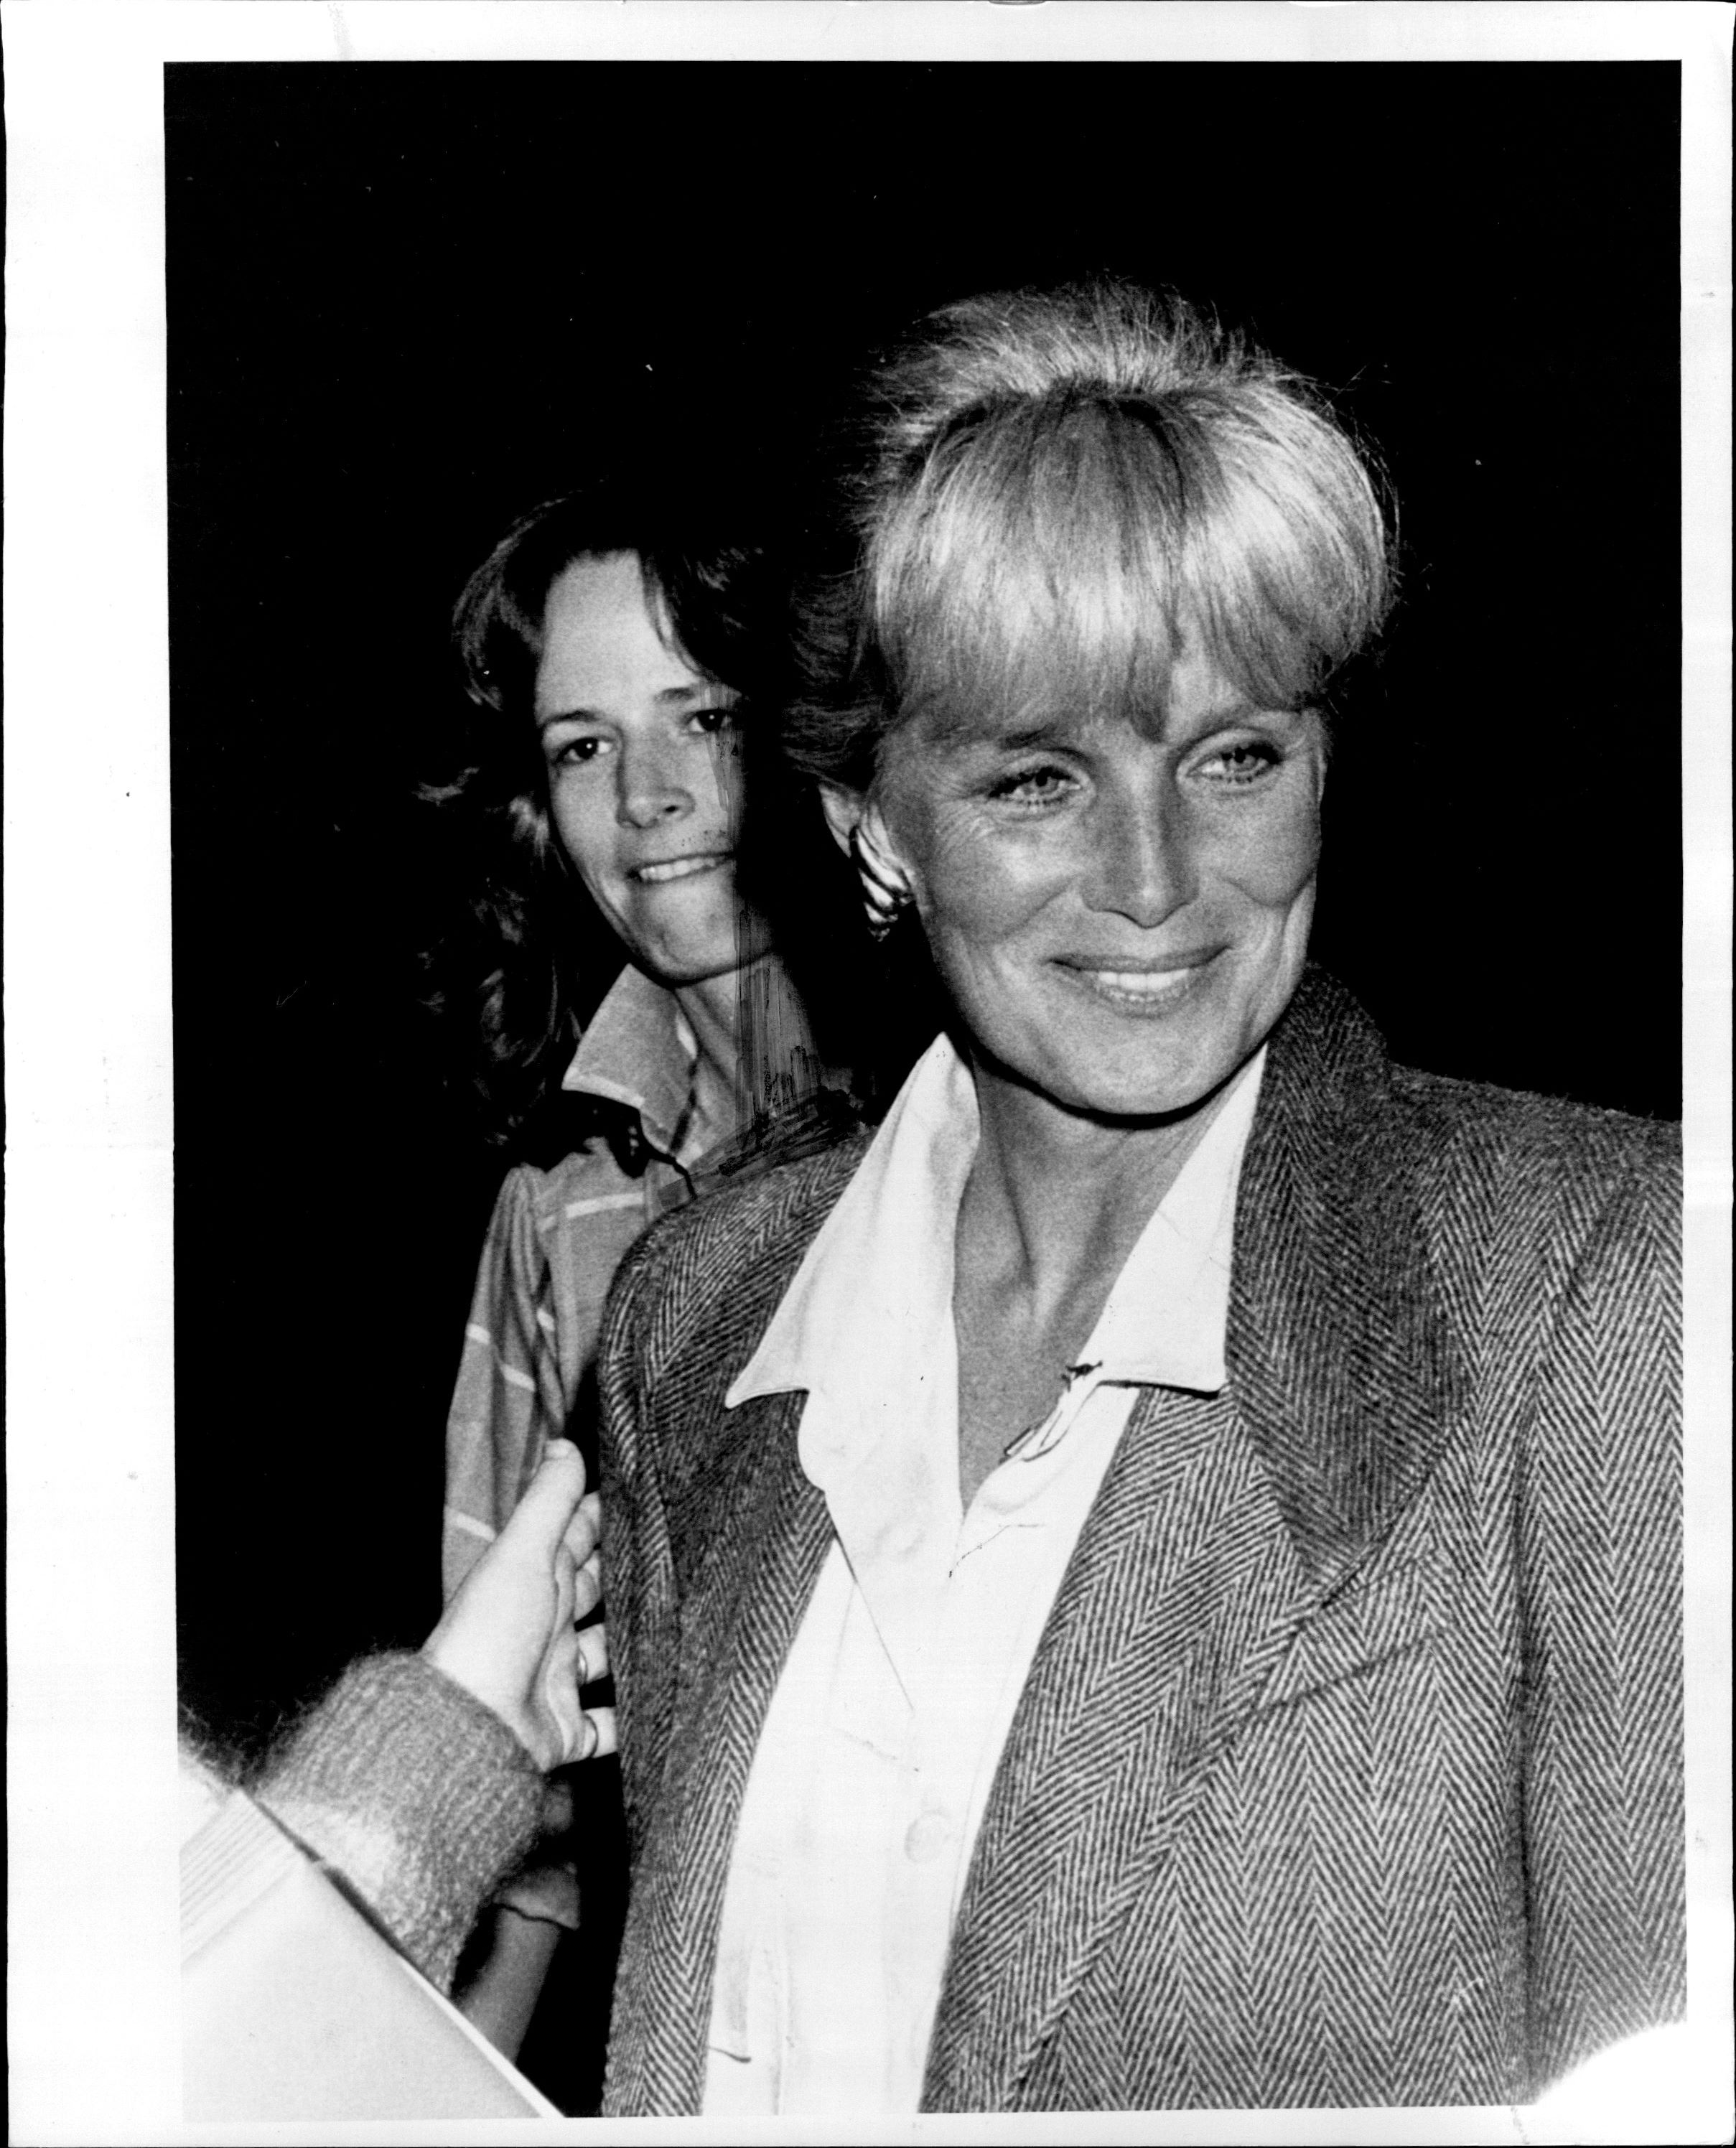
[850,823,911,943]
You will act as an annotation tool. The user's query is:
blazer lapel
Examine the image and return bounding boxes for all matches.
[608,1386,832,2114]
[923,971,1468,2110]
[1226,967,1467,1589]
[924,1383,1314,2110]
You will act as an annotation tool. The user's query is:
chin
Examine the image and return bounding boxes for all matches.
[625,915,748,988]
[1058,1070,1233,1124]
[645,948,747,991]
[1026,1018,1258,1124]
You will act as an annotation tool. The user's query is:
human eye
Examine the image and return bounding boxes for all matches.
[986,760,1080,811]
[688,700,740,739]
[1193,736,1284,788]
[543,729,612,770]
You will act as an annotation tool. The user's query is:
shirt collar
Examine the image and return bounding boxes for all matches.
[726,1033,1266,1416]
[1078,1045,1264,1394]
[725,1031,974,1417]
[560,965,697,1157]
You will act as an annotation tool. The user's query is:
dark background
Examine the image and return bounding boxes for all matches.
[168,57,1680,2102]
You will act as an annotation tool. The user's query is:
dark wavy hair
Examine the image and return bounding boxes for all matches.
[424,469,783,1149]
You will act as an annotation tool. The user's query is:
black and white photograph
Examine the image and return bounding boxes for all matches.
[6,4,1730,2142]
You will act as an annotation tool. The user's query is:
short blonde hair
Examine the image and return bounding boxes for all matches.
[787,281,1393,790]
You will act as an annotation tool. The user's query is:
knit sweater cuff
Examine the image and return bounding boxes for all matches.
[254,1651,544,1993]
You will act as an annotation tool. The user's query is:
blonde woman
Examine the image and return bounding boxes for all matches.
[597,286,1681,2114]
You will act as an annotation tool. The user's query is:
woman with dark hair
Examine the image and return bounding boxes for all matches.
[595,284,1682,2114]
[436,476,855,1594]
[428,470,859,2066]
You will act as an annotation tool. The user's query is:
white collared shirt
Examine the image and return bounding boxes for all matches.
[703,1034,1266,2116]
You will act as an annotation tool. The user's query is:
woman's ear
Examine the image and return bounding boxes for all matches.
[1307,709,1330,803]
[823,784,916,941]
[818,782,865,859]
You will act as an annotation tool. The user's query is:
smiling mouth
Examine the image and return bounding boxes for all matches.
[1055,953,1218,1011]
[630,851,732,886]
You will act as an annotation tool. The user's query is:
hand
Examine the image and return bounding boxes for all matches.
[421,1440,617,1771]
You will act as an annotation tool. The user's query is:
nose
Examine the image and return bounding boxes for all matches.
[1083,774,1197,929]
[616,735,694,831]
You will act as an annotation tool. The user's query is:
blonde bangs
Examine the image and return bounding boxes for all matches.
[869,388,1386,744]
[783,283,1394,792]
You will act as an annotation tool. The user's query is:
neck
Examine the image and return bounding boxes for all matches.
[959,1057,1240,1325]
[672,952,821,1151]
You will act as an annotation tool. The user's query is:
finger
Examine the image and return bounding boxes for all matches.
[539,1778,574,1836]
[576,1621,610,1686]
[561,1490,602,1568]
[498,1441,587,1564]
[571,1549,603,1624]
[583,1706,619,1760]
[539,1622,586,1767]
[551,1544,577,1633]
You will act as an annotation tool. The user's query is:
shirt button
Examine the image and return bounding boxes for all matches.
[905,1811,953,1864]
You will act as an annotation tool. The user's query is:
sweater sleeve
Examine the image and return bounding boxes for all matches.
[442,1167,570,1602]
[1519,1136,1684,2091]
[253,1652,545,1994]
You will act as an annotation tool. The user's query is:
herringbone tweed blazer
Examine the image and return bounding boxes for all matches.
[595,968,1682,2113]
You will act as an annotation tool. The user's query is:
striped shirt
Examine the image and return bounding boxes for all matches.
[442,963,856,1601]
[443,966,739,1602]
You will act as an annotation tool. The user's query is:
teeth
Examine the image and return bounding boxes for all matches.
[1081,967,1191,996]
[635,854,727,884]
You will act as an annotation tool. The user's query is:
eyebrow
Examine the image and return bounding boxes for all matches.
[997,724,1075,752]
[938,697,1295,757]
[535,683,734,730]
[935,714,1079,753]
